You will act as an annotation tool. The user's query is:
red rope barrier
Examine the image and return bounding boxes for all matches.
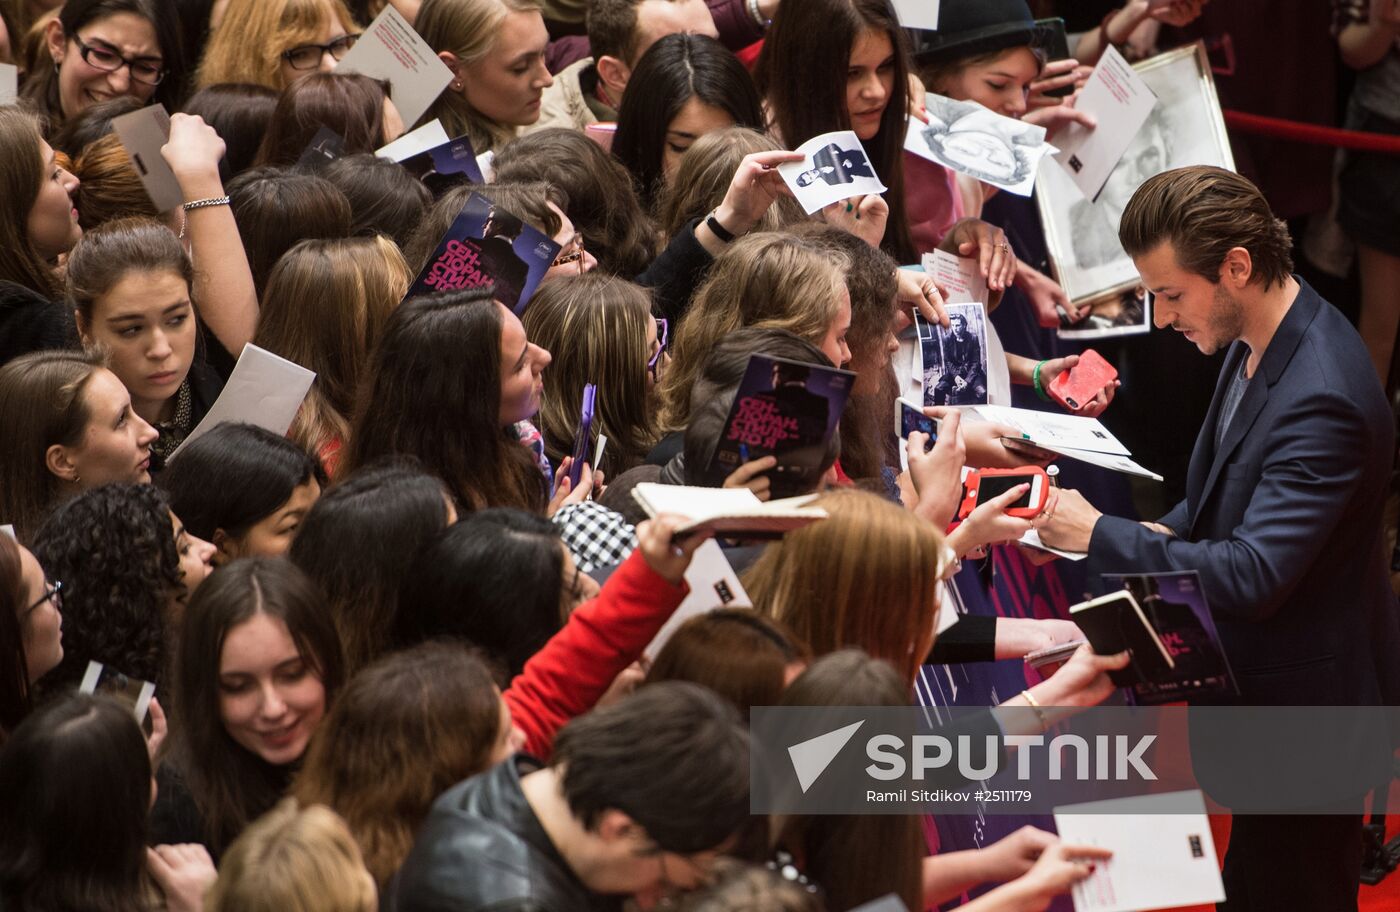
[1223,110,1400,154]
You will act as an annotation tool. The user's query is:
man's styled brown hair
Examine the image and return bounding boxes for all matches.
[1118,166,1294,290]
[587,0,657,65]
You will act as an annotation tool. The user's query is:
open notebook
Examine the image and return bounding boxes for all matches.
[631,484,827,539]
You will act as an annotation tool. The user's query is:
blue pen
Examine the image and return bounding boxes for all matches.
[740,444,750,462]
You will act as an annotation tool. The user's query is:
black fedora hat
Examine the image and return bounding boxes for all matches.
[911,0,1040,67]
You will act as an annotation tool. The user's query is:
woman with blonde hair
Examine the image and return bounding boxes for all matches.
[657,127,805,241]
[196,0,359,92]
[253,236,410,475]
[293,642,516,888]
[415,0,552,152]
[521,273,661,477]
[205,799,376,912]
[657,231,851,434]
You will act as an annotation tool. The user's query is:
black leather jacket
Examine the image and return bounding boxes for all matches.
[384,756,621,912]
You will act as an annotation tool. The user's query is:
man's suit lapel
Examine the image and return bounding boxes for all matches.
[1187,279,1323,538]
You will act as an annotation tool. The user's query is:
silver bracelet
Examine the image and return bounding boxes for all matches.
[747,0,770,28]
[182,195,231,212]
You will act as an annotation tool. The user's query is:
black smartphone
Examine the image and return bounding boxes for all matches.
[1034,18,1074,99]
[899,400,937,450]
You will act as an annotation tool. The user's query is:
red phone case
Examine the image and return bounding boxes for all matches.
[1049,349,1118,411]
[957,467,1050,520]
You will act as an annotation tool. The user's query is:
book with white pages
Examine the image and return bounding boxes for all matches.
[968,404,1165,480]
[1053,790,1225,912]
[631,484,826,539]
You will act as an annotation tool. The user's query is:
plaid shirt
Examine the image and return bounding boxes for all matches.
[552,501,637,572]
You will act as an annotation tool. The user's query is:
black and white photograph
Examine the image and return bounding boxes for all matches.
[1037,42,1236,304]
[904,93,1054,196]
[918,304,989,407]
[778,130,888,214]
[1058,287,1153,340]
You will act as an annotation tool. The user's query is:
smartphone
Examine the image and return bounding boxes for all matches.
[1024,640,1087,669]
[1034,18,1074,99]
[568,383,597,491]
[898,399,937,449]
[957,466,1049,519]
[1048,349,1119,412]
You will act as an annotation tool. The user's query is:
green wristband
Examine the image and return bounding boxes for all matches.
[1032,360,1052,402]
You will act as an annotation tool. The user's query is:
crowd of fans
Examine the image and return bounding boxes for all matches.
[0,0,1395,909]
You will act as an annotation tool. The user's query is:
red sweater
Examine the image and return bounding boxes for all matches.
[504,549,688,760]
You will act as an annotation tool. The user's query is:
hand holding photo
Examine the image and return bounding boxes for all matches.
[1051,46,1158,202]
[79,660,157,724]
[917,304,989,408]
[904,94,1055,196]
[921,249,988,306]
[111,104,184,213]
[778,131,888,215]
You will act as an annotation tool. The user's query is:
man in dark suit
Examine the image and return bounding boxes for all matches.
[1039,167,1399,912]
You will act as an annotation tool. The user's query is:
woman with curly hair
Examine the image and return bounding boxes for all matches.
[30,483,214,693]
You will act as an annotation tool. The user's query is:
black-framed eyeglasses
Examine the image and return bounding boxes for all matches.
[648,317,669,376]
[25,579,62,615]
[72,35,166,86]
[282,33,360,70]
[551,232,587,274]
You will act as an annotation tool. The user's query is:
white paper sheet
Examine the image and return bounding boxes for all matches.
[0,63,17,104]
[1051,46,1158,202]
[1033,444,1164,482]
[890,0,939,30]
[968,405,1131,456]
[169,345,315,459]
[1019,528,1087,561]
[1054,791,1225,912]
[644,540,752,660]
[922,249,988,306]
[111,105,184,213]
[335,4,454,128]
[905,94,1056,197]
[375,118,449,162]
[779,131,888,214]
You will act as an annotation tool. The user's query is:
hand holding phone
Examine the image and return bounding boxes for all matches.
[1048,349,1118,412]
[899,399,938,451]
[958,466,1050,520]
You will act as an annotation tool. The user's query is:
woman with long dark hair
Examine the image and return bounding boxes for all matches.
[613,32,765,212]
[341,288,596,515]
[155,557,346,857]
[0,536,62,742]
[0,694,216,911]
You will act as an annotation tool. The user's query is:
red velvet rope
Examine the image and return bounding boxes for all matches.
[1224,110,1400,155]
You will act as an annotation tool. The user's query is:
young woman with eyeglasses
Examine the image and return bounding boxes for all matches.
[521,273,663,478]
[0,534,63,743]
[21,0,182,131]
[195,0,360,92]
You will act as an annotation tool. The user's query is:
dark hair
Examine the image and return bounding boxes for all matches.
[756,0,917,262]
[777,650,921,912]
[1119,165,1294,290]
[20,0,185,128]
[645,609,808,721]
[682,329,839,498]
[289,461,453,675]
[788,223,899,481]
[158,423,323,544]
[31,483,182,691]
[0,694,153,912]
[48,95,144,158]
[254,72,391,167]
[0,107,60,298]
[320,153,433,248]
[168,557,345,854]
[613,33,765,211]
[227,166,354,297]
[552,681,750,854]
[680,860,826,912]
[0,536,31,737]
[292,641,505,887]
[182,83,281,182]
[586,0,652,64]
[342,289,548,514]
[0,350,105,543]
[493,128,658,276]
[401,182,565,277]
[66,216,195,327]
[398,509,564,677]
